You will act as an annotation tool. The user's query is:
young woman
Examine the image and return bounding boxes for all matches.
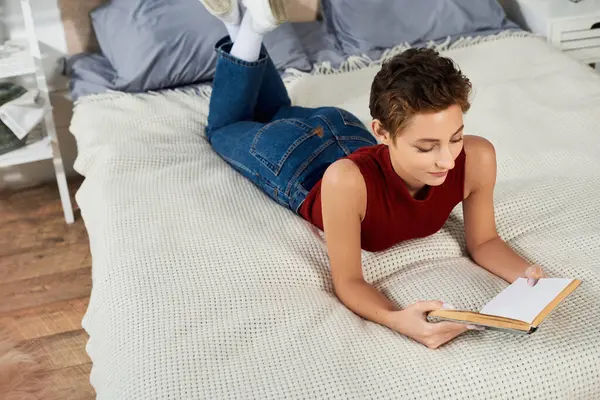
[199,0,546,349]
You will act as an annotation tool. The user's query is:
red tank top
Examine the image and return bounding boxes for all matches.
[298,144,466,252]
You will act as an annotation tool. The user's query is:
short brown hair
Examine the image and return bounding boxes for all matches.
[369,48,472,141]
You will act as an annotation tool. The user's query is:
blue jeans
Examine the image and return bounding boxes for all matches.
[206,37,377,213]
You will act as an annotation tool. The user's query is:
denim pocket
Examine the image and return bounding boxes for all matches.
[250,118,325,176]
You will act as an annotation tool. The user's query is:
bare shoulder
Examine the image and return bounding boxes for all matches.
[323,159,362,184]
[463,135,497,197]
[464,135,495,160]
[321,159,367,220]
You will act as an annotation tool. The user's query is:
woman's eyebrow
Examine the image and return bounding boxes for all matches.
[415,125,464,143]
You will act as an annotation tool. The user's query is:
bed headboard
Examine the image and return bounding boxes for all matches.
[57,0,321,56]
[58,0,104,55]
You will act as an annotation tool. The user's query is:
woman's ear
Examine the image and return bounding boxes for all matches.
[371,120,392,144]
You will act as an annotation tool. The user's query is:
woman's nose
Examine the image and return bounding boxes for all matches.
[436,149,454,170]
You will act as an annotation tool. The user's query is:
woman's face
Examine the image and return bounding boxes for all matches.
[372,104,465,193]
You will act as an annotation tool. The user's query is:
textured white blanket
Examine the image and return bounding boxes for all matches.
[72,33,600,399]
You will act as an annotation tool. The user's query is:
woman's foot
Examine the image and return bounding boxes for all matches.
[198,0,241,25]
[242,0,289,34]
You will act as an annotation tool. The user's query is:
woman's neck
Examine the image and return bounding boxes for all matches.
[388,152,427,198]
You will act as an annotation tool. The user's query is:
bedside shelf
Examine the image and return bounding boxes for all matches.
[0,40,36,80]
[0,135,52,168]
[0,0,75,224]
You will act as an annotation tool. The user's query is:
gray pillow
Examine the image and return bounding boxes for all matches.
[292,20,347,67]
[90,0,312,92]
[64,52,116,100]
[322,0,513,55]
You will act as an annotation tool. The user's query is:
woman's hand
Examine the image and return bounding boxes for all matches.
[386,301,483,349]
[524,264,547,286]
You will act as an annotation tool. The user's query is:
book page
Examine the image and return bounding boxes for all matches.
[479,278,574,324]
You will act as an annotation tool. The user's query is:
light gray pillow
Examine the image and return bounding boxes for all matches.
[90,0,312,92]
[64,52,116,100]
[322,0,513,55]
[292,20,347,67]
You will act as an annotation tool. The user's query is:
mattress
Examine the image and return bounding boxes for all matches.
[71,32,600,399]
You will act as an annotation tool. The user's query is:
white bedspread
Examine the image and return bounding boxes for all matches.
[71,34,600,399]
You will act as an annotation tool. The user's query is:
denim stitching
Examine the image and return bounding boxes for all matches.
[221,154,289,207]
[255,173,290,207]
[335,108,369,129]
[275,121,319,165]
[315,115,337,138]
[284,139,336,195]
[216,49,268,68]
[338,141,352,155]
[250,119,316,176]
[252,153,279,174]
[315,111,373,142]
[317,114,375,145]
[339,136,377,142]
[296,182,309,196]
[338,136,377,155]
[220,154,256,177]
[292,182,311,213]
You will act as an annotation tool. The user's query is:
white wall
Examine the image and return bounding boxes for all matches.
[0,0,77,190]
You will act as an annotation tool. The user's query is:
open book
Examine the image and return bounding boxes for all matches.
[427,278,581,334]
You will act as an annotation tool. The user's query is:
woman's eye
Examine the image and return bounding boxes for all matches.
[451,136,464,143]
[417,147,434,153]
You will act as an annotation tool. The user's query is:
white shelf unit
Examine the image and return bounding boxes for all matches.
[0,134,51,168]
[500,0,600,66]
[0,0,74,224]
[0,40,36,79]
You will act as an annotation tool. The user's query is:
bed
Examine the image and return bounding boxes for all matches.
[61,1,600,399]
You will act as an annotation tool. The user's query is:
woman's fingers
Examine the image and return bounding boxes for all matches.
[525,264,546,286]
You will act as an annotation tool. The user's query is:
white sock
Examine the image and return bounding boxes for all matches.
[225,22,240,41]
[224,3,241,41]
[230,12,263,62]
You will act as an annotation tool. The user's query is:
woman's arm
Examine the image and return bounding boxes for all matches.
[462,136,545,285]
[321,160,400,326]
[321,160,469,348]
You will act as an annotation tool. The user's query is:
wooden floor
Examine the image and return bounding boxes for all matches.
[0,179,95,399]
